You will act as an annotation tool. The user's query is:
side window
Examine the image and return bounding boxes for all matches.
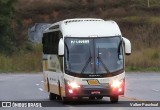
[52,31,59,54]
[42,31,62,54]
[42,33,49,54]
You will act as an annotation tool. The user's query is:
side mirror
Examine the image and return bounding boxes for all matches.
[122,37,131,55]
[58,38,64,56]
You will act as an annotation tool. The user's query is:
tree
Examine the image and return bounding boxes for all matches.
[0,0,17,54]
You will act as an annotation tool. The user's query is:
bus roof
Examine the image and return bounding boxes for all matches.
[44,18,122,37]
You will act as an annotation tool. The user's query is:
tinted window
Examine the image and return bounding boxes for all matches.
[42,31,62,54]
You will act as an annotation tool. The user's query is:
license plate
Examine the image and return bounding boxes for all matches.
[91,91,100,94]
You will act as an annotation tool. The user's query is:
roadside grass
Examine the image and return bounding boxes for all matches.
[126,66,160,72]
[125,48,160,72]
[0,45,42,73]
[120,16,160,24]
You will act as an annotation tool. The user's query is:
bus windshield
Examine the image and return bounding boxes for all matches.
[64,37,124,76]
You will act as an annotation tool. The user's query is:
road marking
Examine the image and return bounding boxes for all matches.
[152,89,159,92]
[41,81,44,83]
[0,77,13,81]
[36,84,40,86]
[39,88,43,91]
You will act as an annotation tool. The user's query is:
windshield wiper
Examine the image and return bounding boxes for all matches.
[97,47,110,73]
[81,48,92,74]
[64,42,71,70]
[64,42,69,61]
[118,39,122,60]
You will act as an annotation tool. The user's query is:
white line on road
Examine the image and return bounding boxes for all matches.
[0,77,12,81]
[36,84,40,86]
[41,81,44,83]
[39,88,43,91]
[152,89,159,92]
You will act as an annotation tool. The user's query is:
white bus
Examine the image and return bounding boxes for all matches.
[42,18,131,103]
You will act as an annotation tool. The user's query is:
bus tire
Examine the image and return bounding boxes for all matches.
[49,93,57,100]
[57,95,62,100]
[110,95,119,103]
[62,97,71,104]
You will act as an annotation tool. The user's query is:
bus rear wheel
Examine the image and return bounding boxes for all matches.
[110,95,119,103]
[49,93,57,100]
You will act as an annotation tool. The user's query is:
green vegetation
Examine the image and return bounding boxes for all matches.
[0,0,160,72]
[0,0,17,54]
[0,45,42,73]
[126,48,160,72]
[126,66,160,72]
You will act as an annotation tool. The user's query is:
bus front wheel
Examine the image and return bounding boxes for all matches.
[62,97,72,104]
[49,93,57,100]
[110,95,119,103]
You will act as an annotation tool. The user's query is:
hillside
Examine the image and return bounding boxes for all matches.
[15,0,160,48]
[0,0,160,72]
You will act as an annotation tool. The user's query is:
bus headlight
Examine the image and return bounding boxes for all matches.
[111,80,122,88]
[110,79,125,93]
[67,81,80,89]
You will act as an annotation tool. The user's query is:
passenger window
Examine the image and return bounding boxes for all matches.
[42,31,62,54]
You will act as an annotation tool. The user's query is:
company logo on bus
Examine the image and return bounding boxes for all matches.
[71,40,89,44]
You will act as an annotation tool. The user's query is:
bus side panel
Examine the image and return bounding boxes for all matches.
[43,73,49,92]
[43,71,60,95]
[43,54,65,96]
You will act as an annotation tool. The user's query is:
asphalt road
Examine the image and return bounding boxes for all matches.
[0,72,160,110]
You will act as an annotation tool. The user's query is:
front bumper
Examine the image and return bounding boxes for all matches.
[65,85,124,97]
